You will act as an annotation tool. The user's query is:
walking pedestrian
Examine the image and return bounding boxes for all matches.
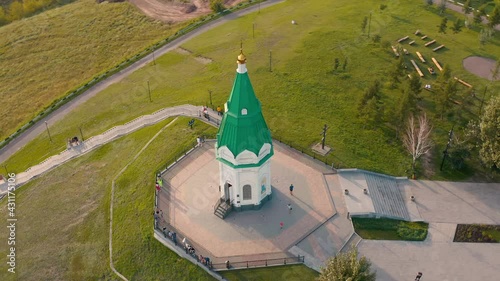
[289,184,294,196]
[155,183,161,192]
[415,272,422,280]
[280,221,284,229]
[287,203,292,214]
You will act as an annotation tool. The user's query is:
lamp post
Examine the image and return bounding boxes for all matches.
[147,80,152,102]
[440,125,454,171]
[208,90,213,107]
[321,124,328,150]
[45,121,52,143]
[79,127,84,142]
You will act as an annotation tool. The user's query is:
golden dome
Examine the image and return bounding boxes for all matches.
[237,50,246,64]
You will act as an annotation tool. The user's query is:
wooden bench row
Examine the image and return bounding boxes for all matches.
[424,39,436,47]
[431,58,443,71]
[454,77,473,88]
[416,51,426,63]
[433,45,445,52]
[391,46,400,57]
[397,36,409,43]
[411,59,424,77]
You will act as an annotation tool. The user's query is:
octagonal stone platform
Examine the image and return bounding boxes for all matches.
[157,140,350,265]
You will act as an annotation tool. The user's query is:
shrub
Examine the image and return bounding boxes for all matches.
[210,0,225,13]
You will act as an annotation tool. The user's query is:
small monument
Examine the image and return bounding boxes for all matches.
[312,124,332,156]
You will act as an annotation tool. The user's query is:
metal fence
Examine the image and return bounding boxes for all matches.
[211,255,305,271]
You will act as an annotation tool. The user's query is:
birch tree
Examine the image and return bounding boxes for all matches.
[317,246,376,281]
[403,114,433,177]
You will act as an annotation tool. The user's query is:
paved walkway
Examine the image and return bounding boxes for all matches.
[358,179,500,281]
[0,105,221,193]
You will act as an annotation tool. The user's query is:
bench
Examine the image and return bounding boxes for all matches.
[424,39,436,47]
[433,45,445,52]
[421,35,428,40]
[416,51,426,63]
[409,40,415,45]
[454,77,473,88]
[391,46,400,57]
[397,36,409,43]
[411,60,424,77]
[431,58,443,71]
[415,30,421,35]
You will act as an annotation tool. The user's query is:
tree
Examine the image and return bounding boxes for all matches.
[408,74,422,102]
[425,0,433,6]
[361,16,368,33]
[342,57,348,71]
[451,18,462,33]
[491,60,500,81]
[0,7,7,25]
[359,80,381,110]
[7,1,24,21]
[436,79,457,119]
[479,27,493,45]
[473,11,483,25]
[438,17,448,33]
[438,0,447,15]
[463,0,472,15]
[488,5,500,29]
[210,0,225,13]
[334,58,340,71]
[390,55,405,87]
[391,87,412,136]
[437,64,451,84]
[479,96,500,168]
[403,114,433,178]
[317,246,376,281]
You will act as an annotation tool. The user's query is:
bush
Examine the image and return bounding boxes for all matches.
[372,34,381,43]
[397,222,428,241]
[210,0,225,13]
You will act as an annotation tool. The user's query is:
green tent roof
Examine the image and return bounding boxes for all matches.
[216,66,273,160]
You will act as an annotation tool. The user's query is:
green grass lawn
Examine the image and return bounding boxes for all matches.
[353,217,429,241]
[2,0,498,181]
[0,0,177,141]
[220,264,319,281]
[0,117,218,280]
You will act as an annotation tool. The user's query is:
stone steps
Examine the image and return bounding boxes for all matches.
[364,172,410,220]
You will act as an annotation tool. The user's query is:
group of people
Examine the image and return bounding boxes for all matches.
[182,237,196,255]
[162,227,177,246]
[198,254,211,267]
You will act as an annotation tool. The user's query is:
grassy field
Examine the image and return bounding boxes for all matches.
[0,118,218,280]
[352,217,429,241]
[220,264,319,281]
[3,0,499,180]
[0,0,176,141]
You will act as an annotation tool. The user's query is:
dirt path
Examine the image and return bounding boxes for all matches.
[0,0,284,164]
[129,0,245,23]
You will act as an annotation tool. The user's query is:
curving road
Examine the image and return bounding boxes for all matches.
[0,0,284,164]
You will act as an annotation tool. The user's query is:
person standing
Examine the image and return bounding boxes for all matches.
[280,221,284,229]
[287,203,292,214]
[289,184,294,196]
[216,105,222,116]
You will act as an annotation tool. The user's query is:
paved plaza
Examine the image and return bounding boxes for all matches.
[157,140,349,264]
[156,135,500,278]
